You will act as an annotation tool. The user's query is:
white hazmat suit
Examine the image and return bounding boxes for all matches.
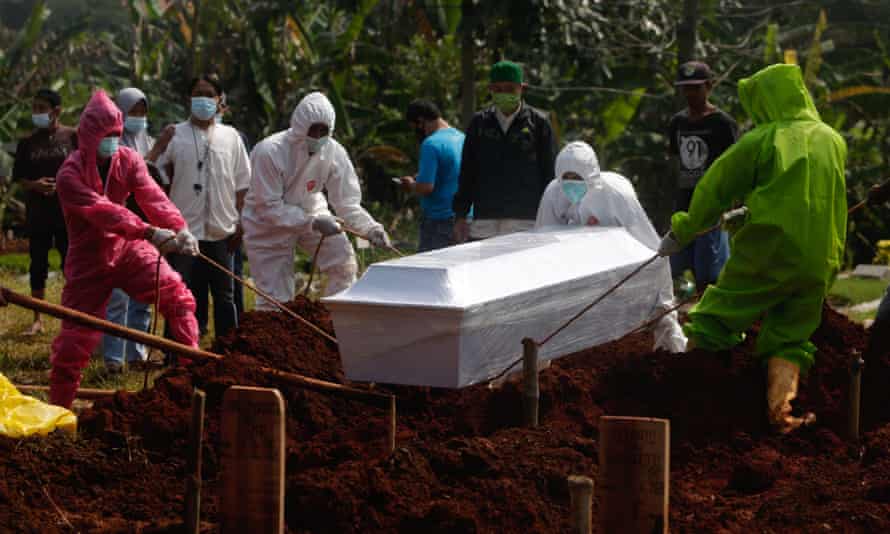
[536,141,687,353]
[243,92,384,306]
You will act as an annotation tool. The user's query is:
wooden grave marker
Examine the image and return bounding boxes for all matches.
[598,416,669,534]
[220,386,286,534]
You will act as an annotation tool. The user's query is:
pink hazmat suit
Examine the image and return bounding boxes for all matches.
[49,90,198,408]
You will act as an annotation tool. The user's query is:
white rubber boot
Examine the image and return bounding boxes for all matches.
[766,357,816,434]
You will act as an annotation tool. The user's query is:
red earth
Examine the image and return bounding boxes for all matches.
[2,298,890,532]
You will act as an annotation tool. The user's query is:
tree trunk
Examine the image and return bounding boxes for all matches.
[460,0,476,128]
[188,0,204,80]
[131,12,142,84]
[677,0,699,65]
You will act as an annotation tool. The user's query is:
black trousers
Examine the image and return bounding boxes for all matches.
[28,222,68,291]
[167,239,237,338]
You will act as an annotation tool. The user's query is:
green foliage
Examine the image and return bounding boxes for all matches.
[2,0,890,267]
[764,23,780,64]
[803,9,828,90]
[599,89,646,147]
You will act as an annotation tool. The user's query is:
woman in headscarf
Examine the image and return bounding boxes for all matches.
[100,88,157,373]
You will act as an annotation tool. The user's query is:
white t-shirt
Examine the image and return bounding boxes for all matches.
[157,121,251,241]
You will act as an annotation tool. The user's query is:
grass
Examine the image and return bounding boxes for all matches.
[827,277,888,307]
[0,250,61,274]
[847,308,877,324]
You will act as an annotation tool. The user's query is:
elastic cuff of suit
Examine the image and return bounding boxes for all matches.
[682,318,744,352]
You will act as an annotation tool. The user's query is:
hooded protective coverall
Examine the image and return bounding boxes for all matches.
[50,90,198,408]
[670,64,847,372]
[536,141,687,353]
[243,92,383,305]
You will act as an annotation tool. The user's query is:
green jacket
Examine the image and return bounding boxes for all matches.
[672,63,847,290]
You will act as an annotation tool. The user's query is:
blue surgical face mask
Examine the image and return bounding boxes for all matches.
[32,113,51,129]
[124,116,147,133]
[98,136,120,158]
[561,180,588,204]
[307,135,330,154]
[191,97,217,121]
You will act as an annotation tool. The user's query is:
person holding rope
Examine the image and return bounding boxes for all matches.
[536,141,687,353]
[49,90,199,408]
[658,64,847,434]
[242,91,391,303]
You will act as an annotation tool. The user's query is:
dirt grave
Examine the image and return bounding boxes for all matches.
[2,298,890,532]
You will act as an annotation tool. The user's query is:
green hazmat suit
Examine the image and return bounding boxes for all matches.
[670,63,847,372]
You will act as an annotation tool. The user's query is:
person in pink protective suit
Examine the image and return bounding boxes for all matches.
[50,90,199,408]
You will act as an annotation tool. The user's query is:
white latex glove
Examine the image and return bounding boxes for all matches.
[657,232,683,257]
[148,227,178,254]
[174,229,199,256]
[368,228,392,248]
[311,214,342,237]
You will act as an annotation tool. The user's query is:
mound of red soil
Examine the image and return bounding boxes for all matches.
[7,298,890,532]
[0,432,187,533]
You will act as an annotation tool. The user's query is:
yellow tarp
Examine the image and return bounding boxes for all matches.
[0,374,76,437]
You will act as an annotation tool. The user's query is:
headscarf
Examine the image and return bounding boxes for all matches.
[116,87,153,156]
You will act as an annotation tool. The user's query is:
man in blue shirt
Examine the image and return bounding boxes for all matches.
[400,100,465,252]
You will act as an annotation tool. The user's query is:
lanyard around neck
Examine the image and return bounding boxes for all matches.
[190,123,214,172]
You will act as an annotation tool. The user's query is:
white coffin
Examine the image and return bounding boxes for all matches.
[322,226,666,388]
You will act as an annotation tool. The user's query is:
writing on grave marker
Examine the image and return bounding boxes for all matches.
[598,416,669,534]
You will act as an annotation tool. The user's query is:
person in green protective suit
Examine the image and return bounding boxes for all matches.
[657,63,847,434]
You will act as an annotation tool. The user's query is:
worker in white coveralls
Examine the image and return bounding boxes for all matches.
[242,92,391,305]
[536,141,687,353]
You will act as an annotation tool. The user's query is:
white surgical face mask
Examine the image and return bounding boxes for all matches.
[125,116,147,133]
[191,97,217,121]
[307,135,330,154]
[32,113,51,129]
[561,180,588,204]
[98,136,120,158]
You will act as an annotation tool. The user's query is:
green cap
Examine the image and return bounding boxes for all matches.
[490,61,523,84]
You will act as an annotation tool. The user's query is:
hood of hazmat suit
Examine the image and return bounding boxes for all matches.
[536,141,687,352]
[670,64,847,371]
[243,91,382,236]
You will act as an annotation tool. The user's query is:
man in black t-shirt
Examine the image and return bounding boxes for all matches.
[12,88,77,335]
[667,61,738,293]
